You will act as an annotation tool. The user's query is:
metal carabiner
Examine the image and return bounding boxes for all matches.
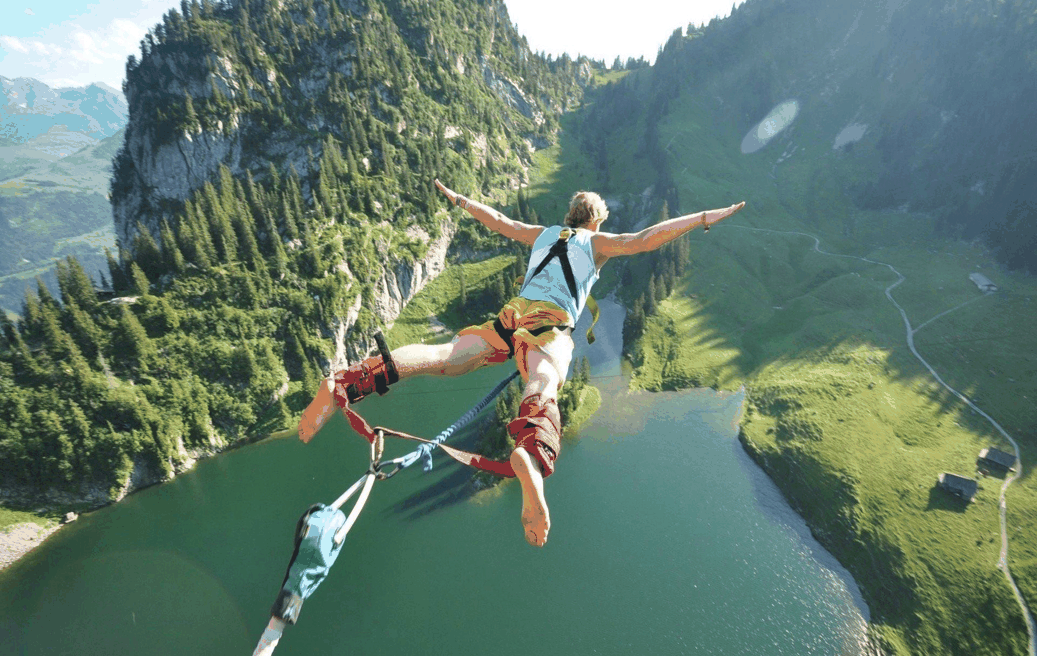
[366,430,389,479]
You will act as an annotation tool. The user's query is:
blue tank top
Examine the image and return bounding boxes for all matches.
[519,225,600,325]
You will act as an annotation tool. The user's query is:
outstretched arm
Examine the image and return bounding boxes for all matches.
[435,179,543,246]
[592,202,746,258]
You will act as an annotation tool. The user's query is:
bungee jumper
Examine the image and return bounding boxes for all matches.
[255,181,745,654]
[299,179,746,547]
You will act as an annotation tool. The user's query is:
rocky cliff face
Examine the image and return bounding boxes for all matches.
[111,0,586,372]
[333,220,456,369]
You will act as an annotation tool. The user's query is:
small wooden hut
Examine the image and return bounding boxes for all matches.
[978,447,1016,471]
[938,473,978,502]
[969,273,997,292]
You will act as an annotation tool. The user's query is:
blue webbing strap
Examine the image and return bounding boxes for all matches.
[401,370,521,472]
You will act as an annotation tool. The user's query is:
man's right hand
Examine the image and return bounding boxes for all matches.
[704,201,746,229]
[434,179,461,206]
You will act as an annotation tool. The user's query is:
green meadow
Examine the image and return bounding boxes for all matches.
[0,506,61,532]
[523,79,1037,654]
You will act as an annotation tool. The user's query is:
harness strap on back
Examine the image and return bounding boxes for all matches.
[522,228,580,301]
[515,227,600,345]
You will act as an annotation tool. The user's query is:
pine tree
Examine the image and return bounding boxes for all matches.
[7,320,44,383]
[176,212,207,270]
[0,313,17,347]
[17,290,40,338]
[56,257,99,311]
[106,248,128,293]
[65,299,103,359]
[280,195,300,241]
[111,305,157,371]
[459,265,467,305]
[65,401,94,482]
[265,161,282,201]
[133,221,164,280]
[204,180,238,264]
[625,294,646,344]
[517,187,529,220]
[130,262,151,296]
[300,219,322,276]
[245,171,270,241]
[160,219,185,273]
[232,181,264,274]
[183,92,198,130]
[35,277,60,314]
[286,168,305,232]
[285,324,319,391]
[493,273,508,308]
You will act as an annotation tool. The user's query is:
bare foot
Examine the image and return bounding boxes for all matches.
[298,379,335,443]
[510,447,550,547]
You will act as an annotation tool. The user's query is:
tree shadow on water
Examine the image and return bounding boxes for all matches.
[385,461,477,521]
[382,419,493,521]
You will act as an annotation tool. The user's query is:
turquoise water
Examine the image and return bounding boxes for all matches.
[0,299,869,655]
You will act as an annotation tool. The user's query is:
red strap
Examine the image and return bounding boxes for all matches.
[343,404,377,444]
[373,425,517,478]
[438,443,516,478]
[340,400,516,477]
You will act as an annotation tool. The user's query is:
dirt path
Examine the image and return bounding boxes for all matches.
[733,225,1036,656]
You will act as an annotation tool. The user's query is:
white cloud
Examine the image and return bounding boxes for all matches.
[30,40,64,57]
[1,35,30,53]
[505,0,742,65]
[25,8,35,15]
[1,0,178,89]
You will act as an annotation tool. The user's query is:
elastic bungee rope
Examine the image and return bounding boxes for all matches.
[401,369,521,472]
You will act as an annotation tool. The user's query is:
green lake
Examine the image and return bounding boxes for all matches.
[0,298,870,655]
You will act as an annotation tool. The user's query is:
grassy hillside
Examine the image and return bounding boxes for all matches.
[0,130,123,314]
[523,0,1037,650]
[587,45,1037,656]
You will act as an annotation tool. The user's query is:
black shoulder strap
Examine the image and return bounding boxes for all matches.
[523,228,579,301]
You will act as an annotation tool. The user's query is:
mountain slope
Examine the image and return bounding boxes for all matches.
[0,81,128,316]
[0,0,591,507]
[0,77,127,146]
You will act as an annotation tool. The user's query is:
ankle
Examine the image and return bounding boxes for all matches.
[336,353,398,404]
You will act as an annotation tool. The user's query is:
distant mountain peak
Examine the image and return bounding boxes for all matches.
[91,81,122,95]
[1,76,128,144]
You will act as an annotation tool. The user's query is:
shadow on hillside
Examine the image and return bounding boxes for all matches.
[523,85,1036,501]
[925,486,970,513]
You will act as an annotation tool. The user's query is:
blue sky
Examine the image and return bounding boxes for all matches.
[1,0,742,90]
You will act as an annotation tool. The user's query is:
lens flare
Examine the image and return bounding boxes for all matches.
[741,100,799,154]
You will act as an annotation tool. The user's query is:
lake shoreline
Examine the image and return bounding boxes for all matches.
[0,522,62,572]
[0,428,291,572]
[738,429,887,656]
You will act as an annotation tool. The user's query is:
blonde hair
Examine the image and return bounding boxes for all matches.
[564,191,608,228]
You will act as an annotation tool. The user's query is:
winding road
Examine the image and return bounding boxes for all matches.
[732,225,1036,656]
